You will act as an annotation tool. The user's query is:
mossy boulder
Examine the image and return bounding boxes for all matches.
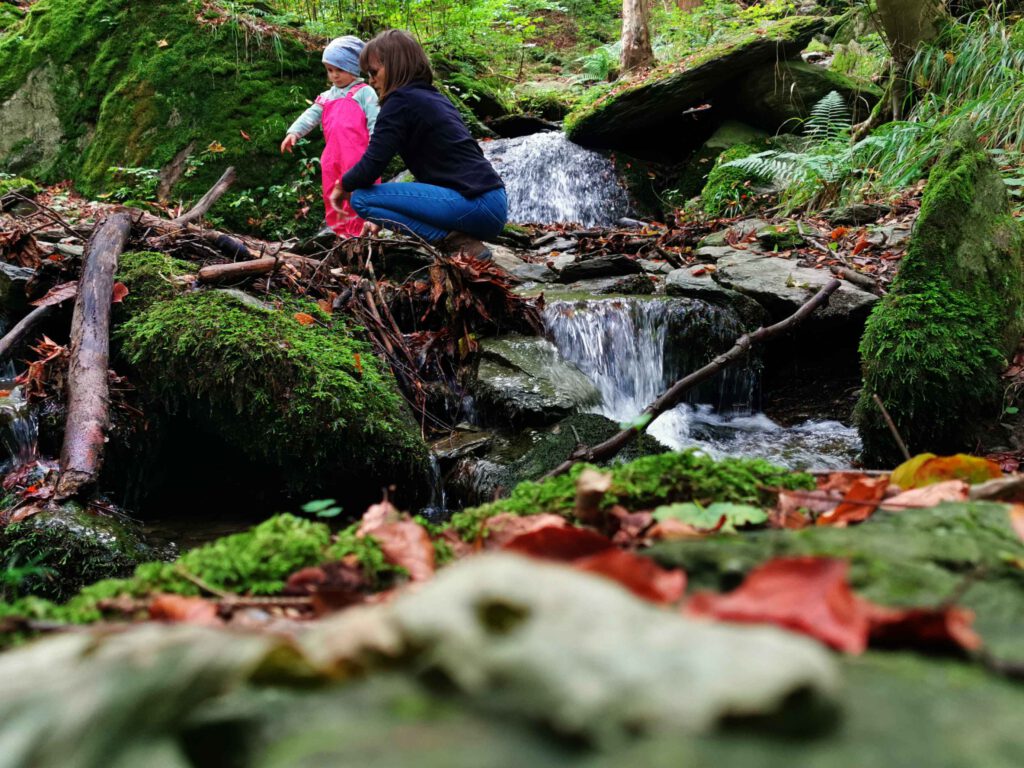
[564,16,825,158]
[114,283,430,503]
[855,127,1024,465]
[0,0,323,219]
[701,142,770,216]
[0,500,152,602]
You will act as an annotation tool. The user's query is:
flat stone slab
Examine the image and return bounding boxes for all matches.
[490,245,557,283]
[714,254,878,321]
[557,253,643,283]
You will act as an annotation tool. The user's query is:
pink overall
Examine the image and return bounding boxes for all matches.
[319,83,374,237]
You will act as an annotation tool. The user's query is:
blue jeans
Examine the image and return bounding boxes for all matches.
[351,183,508,243]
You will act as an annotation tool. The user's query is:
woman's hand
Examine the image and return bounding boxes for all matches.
[361,221,380,237]
[280,133,299,153]
[329,181,350,213]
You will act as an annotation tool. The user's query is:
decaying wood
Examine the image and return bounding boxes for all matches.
[171,167,236,226]
[542,279,843,479]
[55,211,132,500]
[197,256,280,284]
[830,264,882,295]
[0,304,56,362]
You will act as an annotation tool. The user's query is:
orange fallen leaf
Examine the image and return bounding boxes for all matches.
[365,521,435,581]
[817,475,890,527]
[851,230,870,255]
[892,453,1002,489]
[293,312,316,326]
[503,525,614,561]
[478,513,570,549]
[111,282,129,304]
[149,594,220,625]
[866,603,981,653]
[240,130,251,141]
[1009,504,1024,542]
[573,548,686,604]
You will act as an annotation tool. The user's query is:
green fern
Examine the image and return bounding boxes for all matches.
[805,90,852,143]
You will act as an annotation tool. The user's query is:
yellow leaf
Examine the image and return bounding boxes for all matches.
[892,453,1002,490]
[207,140,226,154]
[944,51,955,65]
[157,39,169,48]
[293,312,316,326]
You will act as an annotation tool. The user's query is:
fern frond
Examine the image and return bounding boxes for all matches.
[805,91,851,143]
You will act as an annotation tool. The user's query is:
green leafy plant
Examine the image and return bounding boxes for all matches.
[301,499,344,519]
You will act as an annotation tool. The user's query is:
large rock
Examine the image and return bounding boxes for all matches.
[855,127,1024,465]
[713,253,878,323]
[564,16,825,156]
[305,553,840,739]
[471,335,600,426]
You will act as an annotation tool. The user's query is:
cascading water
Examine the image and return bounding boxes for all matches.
[0,369,37,470]
[481,132,629,226]
[544,297,860,469]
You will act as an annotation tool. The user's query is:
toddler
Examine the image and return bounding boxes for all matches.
[281,35,379,237]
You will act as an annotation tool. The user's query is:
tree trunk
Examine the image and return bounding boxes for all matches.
[55,211,132,500]
[874,0,943,120]
[621,0,655,72]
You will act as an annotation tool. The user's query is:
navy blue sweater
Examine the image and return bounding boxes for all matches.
[341,81,504,198]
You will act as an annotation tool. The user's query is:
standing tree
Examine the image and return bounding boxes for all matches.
[621,0,655,72]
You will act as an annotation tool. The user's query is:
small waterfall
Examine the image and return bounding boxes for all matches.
[482,132,629,226]
[544,298,859,468]
[0,376,37,470]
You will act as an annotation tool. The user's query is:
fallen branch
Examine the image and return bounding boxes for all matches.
[0,304,56,362]
[171,167,236,226]
[55,211,132,500]
[197,255,280,284]
[542,279,842,479]
[830,264,883,295]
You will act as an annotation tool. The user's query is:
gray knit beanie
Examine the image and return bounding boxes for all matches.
[322,35,364,76]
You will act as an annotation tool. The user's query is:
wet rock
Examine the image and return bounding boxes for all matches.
[430,429,494,462]
[557,253,643,283]
[0,262,34,319]
[471,335,600,427]
[638,258,675,275]
[0,500,151,601]
[665,269,768,326]
[596,273,657,295]
[713,254,878,322]
[694,245,755,262]
[698,218,769,248]
[487,114,560,138]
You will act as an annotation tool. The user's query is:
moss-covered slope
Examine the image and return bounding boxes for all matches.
[0,0,322,206]
[854,126,1024,464]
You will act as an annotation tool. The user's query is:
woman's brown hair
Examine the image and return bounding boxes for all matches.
[359,29,433,103]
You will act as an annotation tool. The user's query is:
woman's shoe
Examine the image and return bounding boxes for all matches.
[439,231,492,260]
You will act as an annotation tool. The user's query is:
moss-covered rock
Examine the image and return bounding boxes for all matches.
[0,500,152,601]
[115,249,194,314]
[648,501,1024,663]
[0,175,39,197]
[115,288,430,500]
[855,126,1024,465]
[0,0,323,220]
[700,143,770,216]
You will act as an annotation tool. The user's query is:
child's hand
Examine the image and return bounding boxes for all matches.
[329,181,350,213]
[280,133,299,153]
[361,221,380,237]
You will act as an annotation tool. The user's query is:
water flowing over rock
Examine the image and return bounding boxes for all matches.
[544,297,860,467]
[482,132,629,226]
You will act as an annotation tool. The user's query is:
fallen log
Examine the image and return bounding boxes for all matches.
[55,211,132,500]
[542,279,843,479]
[0,304,56,362]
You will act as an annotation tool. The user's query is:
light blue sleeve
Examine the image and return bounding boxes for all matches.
[354,86,380,135]
[286,97,325,138]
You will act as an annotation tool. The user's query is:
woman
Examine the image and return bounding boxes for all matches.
[330,29,508,258]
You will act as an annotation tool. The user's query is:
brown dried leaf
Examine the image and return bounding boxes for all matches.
[880,480,969,511]
[479,513,570,549]
[149,594,221,625]
[31,281,78,308]
[367,521,435,581]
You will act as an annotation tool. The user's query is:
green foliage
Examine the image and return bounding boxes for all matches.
[653,501,768,532]
[115,250,193,314]
[0,175,40,196]
[700,143,770,217]
[650,0,797,60]
[573,42,619,83]
[449,449,814,540]
[301,499,344,519]
[116,289,428,494]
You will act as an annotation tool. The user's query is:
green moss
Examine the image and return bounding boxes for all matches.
[448,449,814,540]
[0,500,151,602]
[116,289,429,495]
[0,176,39,196]
[115,250,193,314]
[855,127,1024,464]
[701,143,769,216]
[0,0,323,215]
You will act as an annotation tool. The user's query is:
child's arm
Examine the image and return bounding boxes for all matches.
[280,96,326,152]
[354,86,380,135]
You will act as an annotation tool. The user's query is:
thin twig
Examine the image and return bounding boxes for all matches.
[872,392,911,461]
